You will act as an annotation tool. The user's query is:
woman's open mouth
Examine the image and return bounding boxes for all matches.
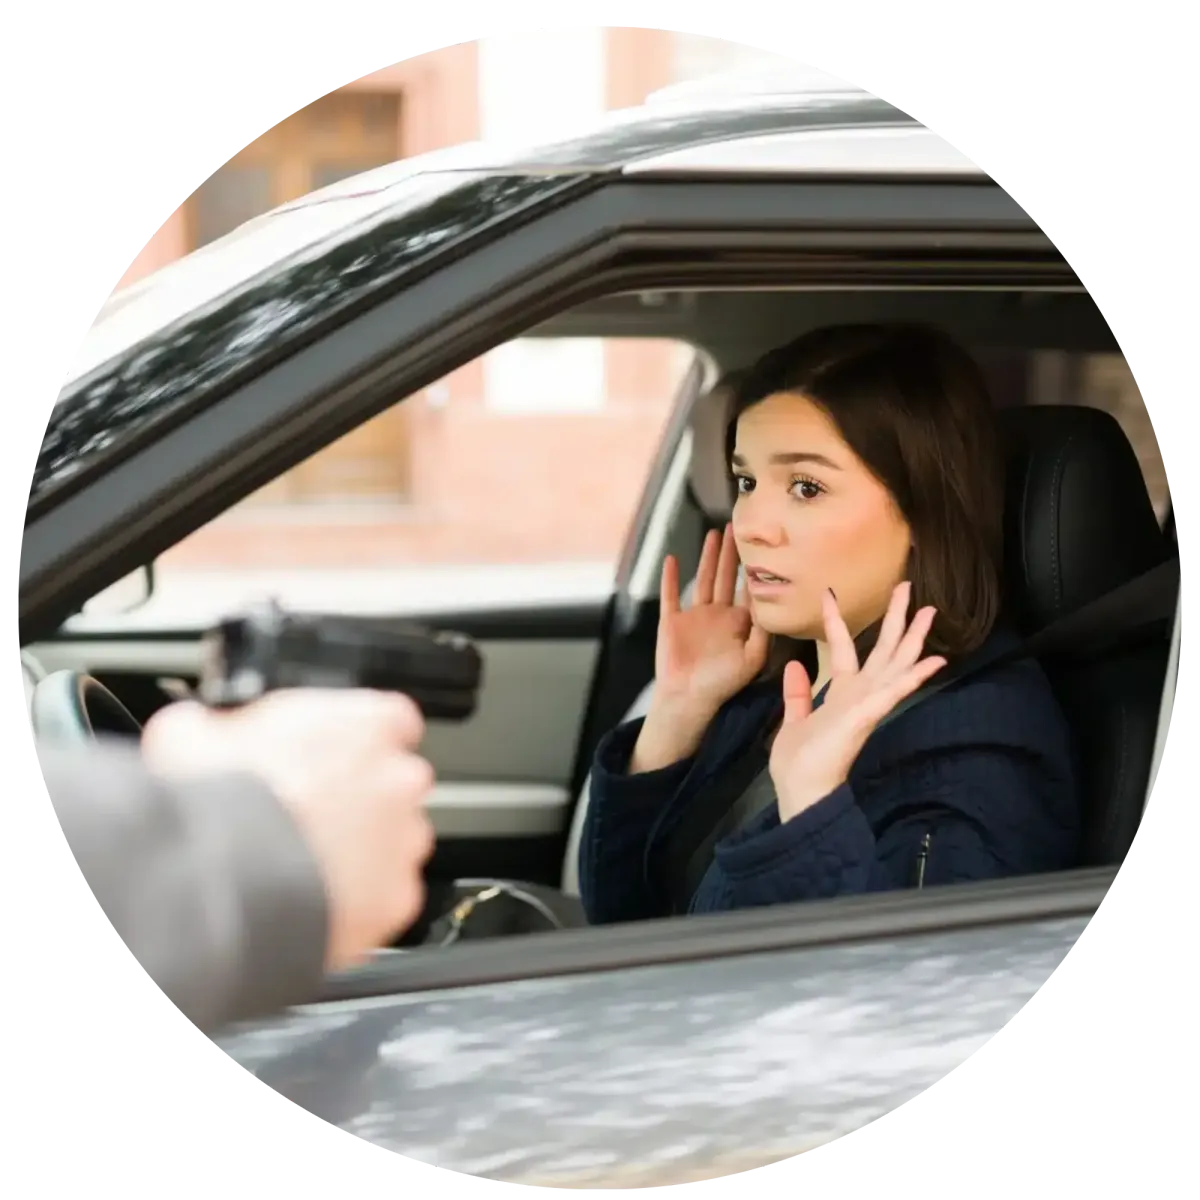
[745,566,793,596]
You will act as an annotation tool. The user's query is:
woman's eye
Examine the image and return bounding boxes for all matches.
[790,478,824,501]
[734,475,755,495]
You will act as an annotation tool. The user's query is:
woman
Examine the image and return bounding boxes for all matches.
[579,324,1080,924]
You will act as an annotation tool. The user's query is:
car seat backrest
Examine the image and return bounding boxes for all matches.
[999,404,1172,865]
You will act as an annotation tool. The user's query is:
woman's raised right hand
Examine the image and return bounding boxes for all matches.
[628,528,768,777]
[656,523,769,711]
[630,525,769,773]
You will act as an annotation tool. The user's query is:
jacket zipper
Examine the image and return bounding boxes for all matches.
[915,832,932,889]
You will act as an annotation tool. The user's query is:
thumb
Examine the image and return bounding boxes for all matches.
[141,697,210,747]
[140,700,231,779]
[781,660,813,726]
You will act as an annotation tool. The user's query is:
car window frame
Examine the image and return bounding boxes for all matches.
[316,866,1115,1003]
[21,175,1054,640]
[32,173,598,522]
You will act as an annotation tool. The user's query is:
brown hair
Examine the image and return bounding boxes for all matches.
[725,323,1005,665]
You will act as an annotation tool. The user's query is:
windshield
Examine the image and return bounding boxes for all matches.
[66,144,494,390]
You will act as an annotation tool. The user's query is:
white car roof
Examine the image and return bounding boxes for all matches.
[64,85,972,392]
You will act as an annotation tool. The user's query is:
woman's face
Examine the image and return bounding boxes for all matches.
[731,391,912,641]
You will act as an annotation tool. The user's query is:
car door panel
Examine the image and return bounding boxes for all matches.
[27,638,206,680]
[25,604,604,882]
[215,909,1089,1188]
[419,638,599,786]
[27,603,603,778]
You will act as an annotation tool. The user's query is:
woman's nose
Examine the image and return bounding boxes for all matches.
[733,493,785,547]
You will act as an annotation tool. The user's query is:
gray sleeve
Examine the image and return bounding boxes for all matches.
[38,738,330,1034]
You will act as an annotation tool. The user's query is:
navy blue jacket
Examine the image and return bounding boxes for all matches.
[579,629,1080,923]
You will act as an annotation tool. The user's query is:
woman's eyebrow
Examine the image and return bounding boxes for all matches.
[731,451,842,470]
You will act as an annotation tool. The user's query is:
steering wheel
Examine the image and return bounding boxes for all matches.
[30,670,142,743]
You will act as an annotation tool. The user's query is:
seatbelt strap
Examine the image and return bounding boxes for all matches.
[662,554,1179,912]
[662,718,775,914]
[877,555,1179,734]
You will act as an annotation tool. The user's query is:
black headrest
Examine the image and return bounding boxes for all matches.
[1000,405,1167,632]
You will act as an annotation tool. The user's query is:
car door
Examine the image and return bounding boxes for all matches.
[212,869,1112,1187]
[215,586,1182,1186]
[23,160,1127,1186]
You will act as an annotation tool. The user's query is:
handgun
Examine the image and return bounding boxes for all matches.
[196,601,484,722]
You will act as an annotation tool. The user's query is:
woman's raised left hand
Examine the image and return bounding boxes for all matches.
[769,582,947,823]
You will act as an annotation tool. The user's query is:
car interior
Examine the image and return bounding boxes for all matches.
[24,284,1179,950]
[539,287,1176,896]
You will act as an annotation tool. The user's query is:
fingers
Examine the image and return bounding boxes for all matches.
[660,553,682,618]
[390,749,436,802]
[857,583,936,684]
[735,559,753,611]
[147,689,429,764]
[693,529,720,606]
[140,698,203,743]
[357,689,426,749]
[675,525,739,611]
[264,688,426,749]
[391,754,437,863]
[889,604,938,676]
[378,751,436,852]
[822,589,859,676]
[714,523,739,607]
[859,657,950,720]
[139,700,214,777]
[867,654,947,724]
[781,659,814,726]
[864,582,912,672]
